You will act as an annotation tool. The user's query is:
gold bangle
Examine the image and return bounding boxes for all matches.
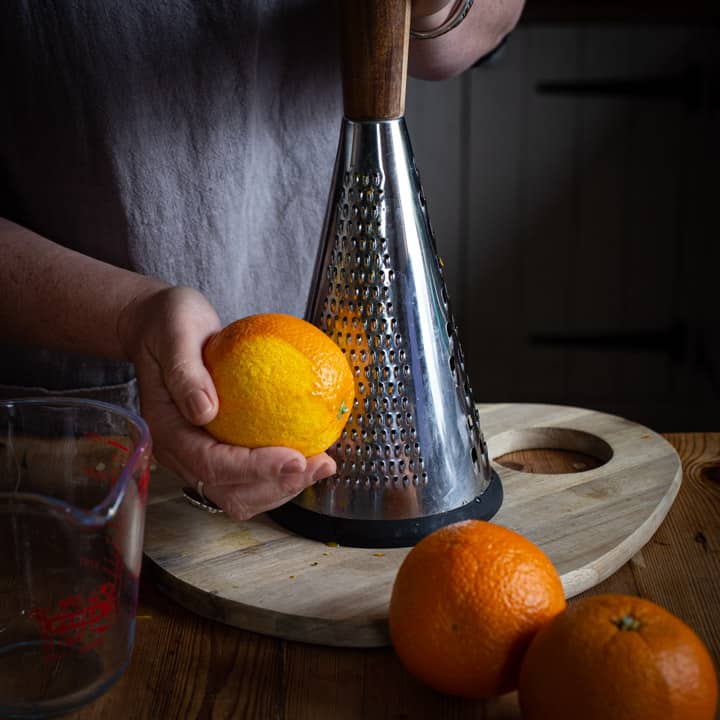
[410,0,474,40]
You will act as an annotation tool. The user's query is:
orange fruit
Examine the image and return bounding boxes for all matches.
[202,313,354,456]
[518,593,718,720]
[388,519,566,698]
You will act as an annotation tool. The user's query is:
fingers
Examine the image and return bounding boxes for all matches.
[210,448,336,487]
[146,409,337,519]
[160,334,219,427]
[204,452,336,521]
[125,285,340,521]
[127,286,221,427]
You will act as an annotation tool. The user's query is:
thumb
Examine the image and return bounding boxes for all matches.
[160,334,219,426]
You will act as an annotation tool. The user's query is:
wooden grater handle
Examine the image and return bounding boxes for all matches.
[341,0,411,121]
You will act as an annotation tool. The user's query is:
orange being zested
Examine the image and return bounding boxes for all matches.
[203,313,354,456]
[518,593,718,720]
[388,519,566,698]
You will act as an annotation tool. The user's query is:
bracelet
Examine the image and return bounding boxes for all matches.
[410,0,474,40]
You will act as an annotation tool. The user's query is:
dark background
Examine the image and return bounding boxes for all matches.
[406,0,719,432]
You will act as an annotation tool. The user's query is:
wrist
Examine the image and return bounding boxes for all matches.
[116,281,170,362]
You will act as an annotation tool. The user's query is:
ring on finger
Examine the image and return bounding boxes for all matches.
[182,480,223,514]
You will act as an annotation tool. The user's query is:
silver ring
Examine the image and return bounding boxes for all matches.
[182,483,223,514]
[410,0,474,40]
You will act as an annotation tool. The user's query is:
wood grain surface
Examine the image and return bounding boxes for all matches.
[341,0,410,120]
[65,431,720,720]
[142,403,681,647]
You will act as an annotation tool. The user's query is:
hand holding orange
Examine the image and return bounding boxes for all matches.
[202,313,354,457]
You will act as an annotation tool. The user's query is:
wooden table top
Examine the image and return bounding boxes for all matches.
[68,432,719,720]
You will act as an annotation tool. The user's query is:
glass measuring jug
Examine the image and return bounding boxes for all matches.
[0,398,151,718]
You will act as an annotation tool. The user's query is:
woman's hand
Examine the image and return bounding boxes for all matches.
[412,0,454,18]
[409,0,525,80]
[118,286,336,520]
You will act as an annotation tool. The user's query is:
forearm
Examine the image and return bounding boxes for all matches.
[0,217,168,359]
[409,0,525,80]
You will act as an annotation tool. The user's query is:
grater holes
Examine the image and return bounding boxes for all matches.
[324,168,434,490]
[449,356,456,374]
[471,446,479,465]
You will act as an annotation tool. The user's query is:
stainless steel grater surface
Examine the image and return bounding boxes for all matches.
[268,0,501,547]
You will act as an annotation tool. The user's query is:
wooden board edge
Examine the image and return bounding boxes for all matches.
[560,452,683,597]
[144,557,391,648]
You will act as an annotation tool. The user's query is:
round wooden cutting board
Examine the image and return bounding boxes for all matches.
[142,403,681,647]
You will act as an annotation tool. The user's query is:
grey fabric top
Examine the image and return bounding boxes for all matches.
[0,0,342,397]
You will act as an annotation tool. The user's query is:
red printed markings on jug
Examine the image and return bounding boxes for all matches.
[31,522,125,660]
[30,581,119,660]
[81,433,128,484]
[27,433,134,661]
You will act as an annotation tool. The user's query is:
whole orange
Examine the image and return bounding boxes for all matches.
[388,519,566,698]
[203,313,354,456]
[518,593,718,720]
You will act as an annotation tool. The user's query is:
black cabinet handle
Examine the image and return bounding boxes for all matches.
[530,320,687,364]
[536,66,716,111]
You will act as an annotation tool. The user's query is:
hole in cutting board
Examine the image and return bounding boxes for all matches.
[488,427,613,475]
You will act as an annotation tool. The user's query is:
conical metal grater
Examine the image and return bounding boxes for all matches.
[269,0,502,547]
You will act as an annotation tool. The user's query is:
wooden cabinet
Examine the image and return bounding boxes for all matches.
[405,23,719,432]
